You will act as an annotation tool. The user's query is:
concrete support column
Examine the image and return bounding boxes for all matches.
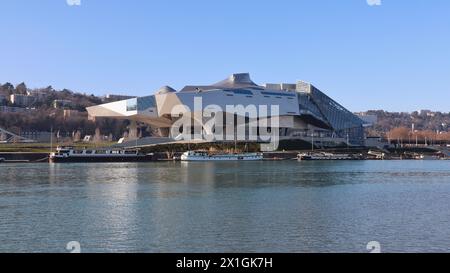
[128,120,138,140]
[158,128,170,138]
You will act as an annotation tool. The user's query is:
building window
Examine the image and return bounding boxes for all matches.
[126,98,137,111]
[137,96,156,111]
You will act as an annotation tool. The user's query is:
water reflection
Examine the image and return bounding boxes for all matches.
[1,160,450,252]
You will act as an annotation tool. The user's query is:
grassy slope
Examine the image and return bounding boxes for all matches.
[0,142,116,153]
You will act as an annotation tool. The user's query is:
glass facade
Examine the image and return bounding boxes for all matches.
[126,98,137,112]
[260,91,296,97]
[126,96,156,112]
[297,86,365,145]
[224,89,254,95]
[137,96,156,111]
[297,93,324,118]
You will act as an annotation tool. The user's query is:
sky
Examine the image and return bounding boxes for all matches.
[0,0,449,112]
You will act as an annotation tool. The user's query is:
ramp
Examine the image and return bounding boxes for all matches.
[0,127,36,143]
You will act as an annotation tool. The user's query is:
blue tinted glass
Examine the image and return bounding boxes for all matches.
[137,96,156,111]
[126,98,137,111]
[261,91,296,97]
[298,93,324,118]
[224,89,253,95]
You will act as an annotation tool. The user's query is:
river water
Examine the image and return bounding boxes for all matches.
[1,160,449,253]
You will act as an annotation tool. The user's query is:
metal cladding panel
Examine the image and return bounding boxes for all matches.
[155,93,189,116]
[87,96,158,118]
[174,89,300,116]
[265,83,282,90]
[281,83,297,91]
[87,99,136,117]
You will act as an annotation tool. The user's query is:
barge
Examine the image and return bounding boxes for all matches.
[49,147,156,163]
[180,151,263,161]
[297,152,353,161]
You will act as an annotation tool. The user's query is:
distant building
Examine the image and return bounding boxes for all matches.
[9,94,37,107]
[419,109,435,117]
[53,99,73,109]
[0,94,7,104]
[356,112,378,126]
[28,89,52,101]
[102,94,136,102]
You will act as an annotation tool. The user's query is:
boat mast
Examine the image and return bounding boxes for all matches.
[234,124,237,153]
[50,126,53,154]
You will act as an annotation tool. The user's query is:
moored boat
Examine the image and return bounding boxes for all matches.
[49,147,156,163]
[180,151,263,161]
[367,150,386,160]
[297,152,353,161]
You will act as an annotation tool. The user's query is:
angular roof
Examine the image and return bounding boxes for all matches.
[306,85,365,131]
[213,73,260,88]
[180,73,263,92]
[156,85,177,95]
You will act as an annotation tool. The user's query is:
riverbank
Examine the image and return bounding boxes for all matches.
[0,142,117,153]
[1,141,448,163]
[0,142,115,163]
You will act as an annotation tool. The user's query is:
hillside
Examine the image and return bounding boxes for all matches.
[0,82,129,139]
[1,82,449,142]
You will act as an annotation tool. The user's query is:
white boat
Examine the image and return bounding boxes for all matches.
[297,152,353,161]
[180,151,263,161]
[367,150,386,160]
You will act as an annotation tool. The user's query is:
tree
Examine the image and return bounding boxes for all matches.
[15,82,28,95]
[94,128,102,143]
[388,127,410,140]
[73,130,81,142]
[0,82,15,95]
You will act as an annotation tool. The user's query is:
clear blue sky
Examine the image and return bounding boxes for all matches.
[0,0,449,112]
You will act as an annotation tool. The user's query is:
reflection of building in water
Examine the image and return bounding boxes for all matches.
[83,164,140,245]
[180,161,217,188]
[88,73,368,148]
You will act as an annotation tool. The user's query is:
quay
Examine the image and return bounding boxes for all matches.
[0,146,448,163]
[0,152,49,163]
